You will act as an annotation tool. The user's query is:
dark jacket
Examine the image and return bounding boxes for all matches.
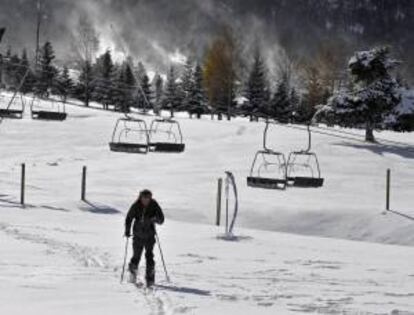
[125,199,164,239]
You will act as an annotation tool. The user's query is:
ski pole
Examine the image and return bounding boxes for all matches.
[155,230,170,283]
[120,236,130,283]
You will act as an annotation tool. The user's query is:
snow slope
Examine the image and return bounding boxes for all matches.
[1,95,414,314]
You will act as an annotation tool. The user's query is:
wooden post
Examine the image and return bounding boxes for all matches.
[216,178,223,226]
[81,166,87,201]
[20,163,25,205]
[386,169,391,211]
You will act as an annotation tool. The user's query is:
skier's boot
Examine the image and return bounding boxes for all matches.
[128,264,138,284]
[146,269,155,288]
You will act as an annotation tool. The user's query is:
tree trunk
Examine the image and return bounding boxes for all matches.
[365,123,376,143]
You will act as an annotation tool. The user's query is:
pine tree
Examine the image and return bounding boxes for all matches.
[326,47,402,142]
[188,63,207,119]
[181,59,194,112]
[153,73,164,115]
[163,66,181,117]
[77,60,93,106]
[269,77,292,123]
[245,48,268,119]
[112,62,136,113]
[56,66,73,102]
[35,41,57,97]
[134,62,152,111]
[123,62,136,110]
[93,50,115,110]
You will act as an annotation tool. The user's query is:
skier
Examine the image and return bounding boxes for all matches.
[124,189,165,287]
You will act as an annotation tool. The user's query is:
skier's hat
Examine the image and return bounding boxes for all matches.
[139,189,152,198]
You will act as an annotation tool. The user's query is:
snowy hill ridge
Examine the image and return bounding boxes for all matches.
[1,95,414,246]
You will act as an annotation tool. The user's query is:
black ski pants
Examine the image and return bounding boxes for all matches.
[129,237,156,282]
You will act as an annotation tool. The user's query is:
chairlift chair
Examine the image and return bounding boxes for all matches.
[247,121,287,190]
[109,118,149,154]
[286,125,324,188]
[148,118,185,153]
[30,95,67,121]
[0,93,25,119]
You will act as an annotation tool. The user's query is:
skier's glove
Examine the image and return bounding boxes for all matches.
[124,231,131,238]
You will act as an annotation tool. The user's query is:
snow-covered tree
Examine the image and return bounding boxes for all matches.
[325,47,403,142]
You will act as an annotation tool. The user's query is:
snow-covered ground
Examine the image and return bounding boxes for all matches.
[1,94,414,314]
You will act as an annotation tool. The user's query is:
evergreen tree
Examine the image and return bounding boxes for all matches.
[35,41,57,97]
[245,48,268,119]
[163,66,181,117]
[134,62,152,111]
[181,59,194,112]
[112,62,136,113]
[326,47,403,142]
[153,73,164,115]
[123,62,137,110]
[56,66,73,102]
[269,77,292,123]
[188,63,207,119]
[77,60,93,106]
[93,50,115,110]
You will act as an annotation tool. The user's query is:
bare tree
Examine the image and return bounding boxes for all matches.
[71,15,99,107]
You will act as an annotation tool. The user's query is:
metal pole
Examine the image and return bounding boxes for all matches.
[386,169,391,211]
[120,237,129,283]
[35,0,42,66]
[155,231,170,283]
[225,176,229,234]
[216,178,222,226]
[81,166,87,201]
[20,163,25,205]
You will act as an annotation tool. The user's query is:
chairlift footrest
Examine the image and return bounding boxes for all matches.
[149,142,185,153]
[109,142,149,154]
[247,177,286,190]
[32,111,67,121]
[288,176,324,188]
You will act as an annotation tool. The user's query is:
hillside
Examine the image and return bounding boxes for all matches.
[0,96,414,314]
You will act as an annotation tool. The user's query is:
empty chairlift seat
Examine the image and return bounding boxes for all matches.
[148,119,185,153]
[246,121,288,190]
[0,93,25,119]
[109,118,149,154]
[286,125,324,188]
[30,97,67,121]
[247,149,287,190]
